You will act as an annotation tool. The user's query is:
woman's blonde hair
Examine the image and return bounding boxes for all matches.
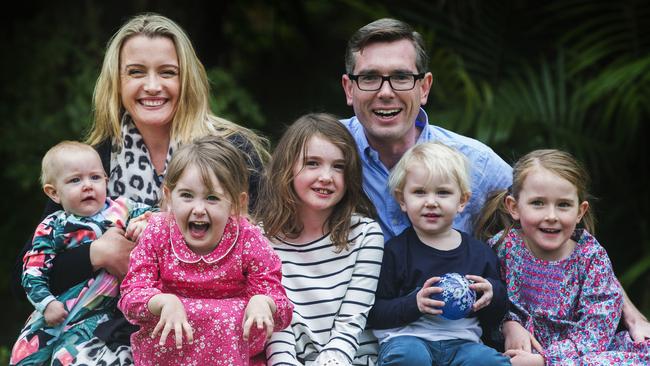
[388,142,471,199]
[162,135,249,216]
[86,13,268,161]
[254,113,375,251]
[475,149,595,244]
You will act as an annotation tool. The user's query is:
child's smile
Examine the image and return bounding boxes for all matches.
[506,166,589,261]
[165,165,234,256]
[398,161,468,245]
[292,135,346,222]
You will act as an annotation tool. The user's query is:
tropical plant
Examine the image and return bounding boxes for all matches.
[387,0,650,311]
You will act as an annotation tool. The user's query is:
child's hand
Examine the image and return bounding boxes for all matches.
[416,277,444,315]
[504,349,545,366]
[314,350,350,366]
[503,320,543,353]
[148,294,193,349]
[466,274,493,312]
[242,295,276,341]
[125,212,152,241]
[44,300,68,326]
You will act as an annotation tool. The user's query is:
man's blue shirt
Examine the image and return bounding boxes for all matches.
[342,108,513,240]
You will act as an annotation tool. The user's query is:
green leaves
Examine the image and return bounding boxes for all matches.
[207,67,265,129]
[392,0,650,310]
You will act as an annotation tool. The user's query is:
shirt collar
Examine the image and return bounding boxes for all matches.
[169,214,239,264]
[414,108,431,143]
[66,199,111,221]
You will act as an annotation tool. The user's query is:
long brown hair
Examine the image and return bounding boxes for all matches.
[475,149,596,245]
[255,113,375,251]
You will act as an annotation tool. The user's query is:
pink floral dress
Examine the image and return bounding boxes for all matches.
[119,212,292,366]
[490,228,649,365]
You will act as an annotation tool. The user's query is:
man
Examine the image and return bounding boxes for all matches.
[340,17,650,351]
[341,18,511,241]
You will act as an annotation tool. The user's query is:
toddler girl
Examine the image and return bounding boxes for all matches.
[477,149,649,365]
[257,113,384,366]
[11,141,151,366]
[118,136,292,365]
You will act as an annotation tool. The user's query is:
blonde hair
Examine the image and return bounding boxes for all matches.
[86,13,268,161]
[254,113,375,251]
[41,141,103,186]
[163,135,249,216]
[388,142,471,198]
[475,149,596,243]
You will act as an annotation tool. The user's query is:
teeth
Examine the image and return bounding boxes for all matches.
[314,188,331,194]
[189,222,209,235]
[540,228,560,233]
[374,109,400,116]
[141,99,164,107]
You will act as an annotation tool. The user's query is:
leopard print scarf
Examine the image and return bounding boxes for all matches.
[108,114,174,207]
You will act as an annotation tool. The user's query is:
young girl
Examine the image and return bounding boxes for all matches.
[257,113,385,366]
[118,136,292,366]
[11,141,152,366]
[476,149,649,366]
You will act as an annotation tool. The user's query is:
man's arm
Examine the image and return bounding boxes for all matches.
[621,289,650,342]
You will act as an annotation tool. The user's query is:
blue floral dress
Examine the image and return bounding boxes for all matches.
[489,228,649,365]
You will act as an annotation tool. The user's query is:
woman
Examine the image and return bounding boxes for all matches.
[12,13,268,365]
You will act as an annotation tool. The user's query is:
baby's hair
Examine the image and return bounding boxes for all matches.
[255,113,375,251]
[41,141,102,186]
[163,135,249,215]
[388,142,471,199]
[475,149,596,243]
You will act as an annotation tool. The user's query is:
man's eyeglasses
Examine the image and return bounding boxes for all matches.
[348,73,425,91]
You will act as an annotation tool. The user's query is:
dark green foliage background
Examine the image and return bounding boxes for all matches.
[1,0,648,358]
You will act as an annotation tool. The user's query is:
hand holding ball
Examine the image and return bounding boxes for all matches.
[430,273,476,320]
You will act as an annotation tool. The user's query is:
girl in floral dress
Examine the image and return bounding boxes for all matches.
[477,149,649,366]
[118,136,292,366]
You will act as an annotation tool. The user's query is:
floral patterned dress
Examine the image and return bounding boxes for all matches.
[11,198,151,366]
[118,212,292,366]
[489,228,649,365]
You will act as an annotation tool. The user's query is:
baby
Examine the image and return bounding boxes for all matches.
[11,141,152,366]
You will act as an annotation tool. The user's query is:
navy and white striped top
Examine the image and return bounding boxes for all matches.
[265,215,384,365]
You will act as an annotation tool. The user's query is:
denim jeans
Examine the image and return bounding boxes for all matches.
[378,336,511,366]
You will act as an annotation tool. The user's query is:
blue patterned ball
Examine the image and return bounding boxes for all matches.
[430,272,476,320]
